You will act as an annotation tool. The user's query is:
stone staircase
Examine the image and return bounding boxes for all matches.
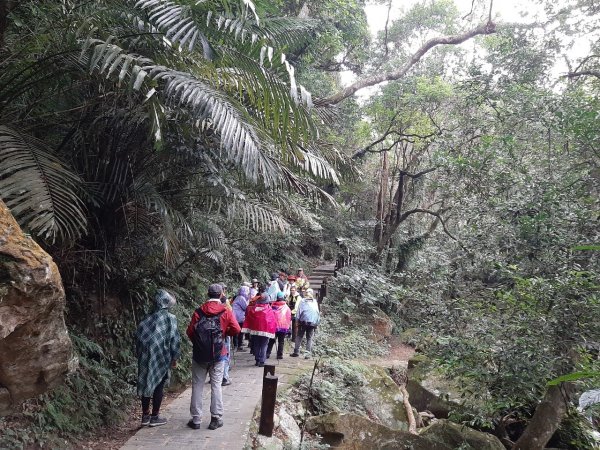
[306,262,336,301]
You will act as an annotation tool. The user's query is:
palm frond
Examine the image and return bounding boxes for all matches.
[226,197,289,233]
[0,126,87,241]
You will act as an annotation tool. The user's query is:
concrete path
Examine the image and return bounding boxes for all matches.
[121,343,313,450]
[121,263,334,450]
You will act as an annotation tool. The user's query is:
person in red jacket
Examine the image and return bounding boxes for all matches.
[242,293,276,367]
[186,284,240,431]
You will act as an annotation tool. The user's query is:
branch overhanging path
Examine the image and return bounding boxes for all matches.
[316,20,497,106]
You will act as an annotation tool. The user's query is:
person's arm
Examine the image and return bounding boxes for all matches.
[225,310,242,336]
[186,310,199,340]
[170,315,181,363]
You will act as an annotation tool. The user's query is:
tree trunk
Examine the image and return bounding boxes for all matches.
[512,383,574,450]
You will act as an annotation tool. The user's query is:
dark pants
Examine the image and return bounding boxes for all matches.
[141,374,167,416]
[252,336,269,364]
[267,332,286,358]
[233,322,244,348]
[291,317,298,341]
[294,324,316,354]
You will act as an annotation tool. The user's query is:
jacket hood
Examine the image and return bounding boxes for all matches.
[238,285,250,299]
[155,289,175,310]
[271,300,287,308]
[200,300,227,316]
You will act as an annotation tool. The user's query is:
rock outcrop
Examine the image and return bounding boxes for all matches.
[421,419,506,450]
[306,412,451,450]
[0,199,75,416]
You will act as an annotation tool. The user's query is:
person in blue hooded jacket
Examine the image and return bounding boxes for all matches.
[232,285,249,351]
[136,289,180,427]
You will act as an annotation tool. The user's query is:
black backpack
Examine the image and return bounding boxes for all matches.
[192,308,225,364]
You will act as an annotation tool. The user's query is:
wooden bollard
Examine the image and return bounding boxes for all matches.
[263,364,275,379]
[258,374,278,437]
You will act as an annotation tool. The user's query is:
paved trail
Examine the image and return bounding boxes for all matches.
[121,264,333,450]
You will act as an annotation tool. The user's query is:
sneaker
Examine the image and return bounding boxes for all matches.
[290,353,299,357]
[222,378,232,386]
[149,415,167,427]
[304,354,311,359]
[141,414,151,427]
[208,417,224,430]
[187,419,201,430]
[276,355,283,360]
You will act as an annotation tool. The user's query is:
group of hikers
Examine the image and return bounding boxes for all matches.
[135,268,321,431]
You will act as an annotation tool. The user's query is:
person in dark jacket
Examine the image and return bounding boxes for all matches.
[186,284,240,431]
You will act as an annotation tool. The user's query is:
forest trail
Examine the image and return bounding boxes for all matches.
[120,263,334,450]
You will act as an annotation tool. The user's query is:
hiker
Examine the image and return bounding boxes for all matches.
[232,285,250,351]
[295,268,310,290]
[267,291,292,359]
[249,278,259,297]
[247,283,265,355]
[291,288,320,359]
[136,289,180,428]
[266,273,281,300]
[219,286,233,387]
[242,293,276,367]
[186,284,240,430]
[277,271,290,297]
[287,283,302,341]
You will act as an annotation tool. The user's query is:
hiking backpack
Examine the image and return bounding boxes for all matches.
[192,309,225,364]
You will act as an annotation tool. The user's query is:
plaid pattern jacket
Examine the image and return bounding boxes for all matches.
[136,309,180,397]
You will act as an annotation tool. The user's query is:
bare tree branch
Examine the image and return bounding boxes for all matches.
[565,70,600,80]
[397,208,458,241]
[317,20,497,105]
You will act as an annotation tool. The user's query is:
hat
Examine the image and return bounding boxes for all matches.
[276,291,285,299]
[208,284,223,296]
[271,272,279,281]
[297,268,304,272]
[252,278,258,283]
[288,275,297,281]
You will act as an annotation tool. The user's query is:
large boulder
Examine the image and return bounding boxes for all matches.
[306,412,451,450]
[420,419,506,450]
[0,200,75,416]
[359,365,409,430]
[406,379,459,419]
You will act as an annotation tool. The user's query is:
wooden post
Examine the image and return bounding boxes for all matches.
[263,364,275,378]
[258,374,278,437]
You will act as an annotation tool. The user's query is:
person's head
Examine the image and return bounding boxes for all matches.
[288,275,297,283]
[297,268,304,275]
[252,278,259,286]
[155,289,176,309]
[258,293,270,304]
[276,291,285,301]
[242,281,251,288]
[238,285,250,299]
[300,287,307,297]
[278,271,287,280]
[305,288,314,299]
[270,272,279,281]
[207,283,223,299]
[258,283,266,294]
[290,285,297,295]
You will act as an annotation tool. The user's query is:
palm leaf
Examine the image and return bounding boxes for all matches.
[0,126,87,241]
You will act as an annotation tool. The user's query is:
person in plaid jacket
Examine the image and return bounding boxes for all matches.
[136,289,180,427]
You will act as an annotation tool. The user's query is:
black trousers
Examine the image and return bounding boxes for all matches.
[233,322,244,348]
[141,374,167,416]
[267,332,286,358]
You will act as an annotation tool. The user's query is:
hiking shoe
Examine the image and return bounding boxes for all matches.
[257,362,265,367]
[290,353,299,357]
[187,419,201,430]
[149,415,167,427]
[276,355,283,360]
[304,354,311,359]
[222,378,232,386]
[208,417,223,430]
[141,414,151,426]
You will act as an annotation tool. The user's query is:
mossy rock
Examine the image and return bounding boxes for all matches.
[407,354,428,371]
[405,379,459,419]
[359,365,409,430]
[306,412,451,450]
[420,419,505,450]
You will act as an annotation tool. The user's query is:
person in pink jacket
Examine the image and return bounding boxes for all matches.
[266,291,292,360]
[241,293,276,367]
